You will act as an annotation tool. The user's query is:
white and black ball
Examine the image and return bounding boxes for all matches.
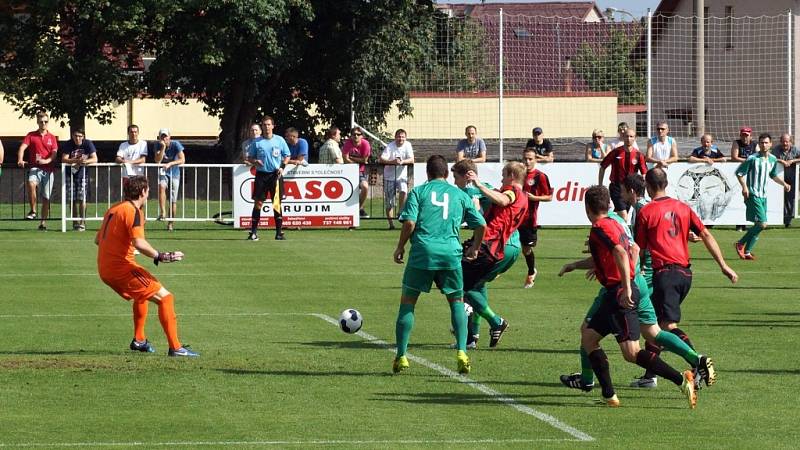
[339,309,363,334]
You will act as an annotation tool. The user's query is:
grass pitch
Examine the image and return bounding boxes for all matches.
[0,219,798,449]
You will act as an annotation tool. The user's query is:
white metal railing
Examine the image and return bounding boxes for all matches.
[60,163,238,232]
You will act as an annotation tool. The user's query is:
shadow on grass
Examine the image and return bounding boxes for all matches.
[687,319,799,327]
[724,368,800,375]
[216,368,387,377]
[730,312,800,316]
[289,340,388,350]
[371,391,683,409]
[692,286,800,290]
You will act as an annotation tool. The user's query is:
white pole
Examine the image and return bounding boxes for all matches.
[350,92,356,130]
[499,8,504,162]
[61,163,67,232]
[788,10,792,135]
[696,0,705,137]
[646,9,653,139]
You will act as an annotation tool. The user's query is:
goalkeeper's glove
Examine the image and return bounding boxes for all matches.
[154,251,184,266]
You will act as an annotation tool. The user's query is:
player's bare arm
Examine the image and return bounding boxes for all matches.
[737,175,749,198]
[16,142,28,167]
[698,229,738,283]
[464,224,486,261]
[393,220,415,264]
[612,244,634,308]
[467,171,512,206]
[559,257,594,276]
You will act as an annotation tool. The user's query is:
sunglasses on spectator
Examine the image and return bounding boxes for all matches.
[352,132,362,136]
[593,135,603,139]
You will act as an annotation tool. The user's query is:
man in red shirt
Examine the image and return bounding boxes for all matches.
[598,127,647,222]
[520,148,553,288]
[342,127,372,218]
[562,185,697,408]
[16,112,59,230]
[634,168,737,386]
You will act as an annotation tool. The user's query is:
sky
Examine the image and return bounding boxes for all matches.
[436,0,663,18]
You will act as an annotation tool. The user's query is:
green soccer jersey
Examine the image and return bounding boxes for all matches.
[629,198,652,276]
[736,153,780,198]
[400,179,486,270]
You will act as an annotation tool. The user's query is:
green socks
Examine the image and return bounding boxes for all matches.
[740,223,764,253]
[449,300,468,352]
[395,303,415,357]
[465,286,502,329]
[655,330,699,366]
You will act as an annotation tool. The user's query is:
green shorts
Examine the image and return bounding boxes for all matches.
[585,273,657,325]
[402,266,463,300]
[745,196,768,223]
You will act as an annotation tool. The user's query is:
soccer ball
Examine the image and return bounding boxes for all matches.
[339,309,363,334]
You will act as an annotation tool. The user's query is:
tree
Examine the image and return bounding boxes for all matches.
[146,0,437,162]
[0,1,169,133]
[572,26,646,105]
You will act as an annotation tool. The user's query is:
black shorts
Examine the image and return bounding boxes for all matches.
[609,183,629,213]
[587,283,641,343]
[518,225,538,247]
[253,171,283,203]
[461,240,498,292]
[652,265,692,323]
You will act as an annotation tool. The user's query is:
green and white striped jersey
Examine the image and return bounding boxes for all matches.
[736,153,780,198]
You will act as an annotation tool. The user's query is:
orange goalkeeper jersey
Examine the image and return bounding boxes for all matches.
[97,201,146,277]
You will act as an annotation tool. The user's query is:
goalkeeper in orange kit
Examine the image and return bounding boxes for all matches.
[95,175,198,357]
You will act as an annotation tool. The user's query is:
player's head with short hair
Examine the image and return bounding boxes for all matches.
[623,173,646,203]
[584,185,610,217]
[757,133,772,152]
[503,161,526,185]
[522,147,537,170]
[645,167,668,193]
[452,159,475,188]
[123,176,149,201]
[426,154,448,180]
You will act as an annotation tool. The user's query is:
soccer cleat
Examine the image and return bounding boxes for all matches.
[488,319,509,348]
[744,252,756,260]
[77,224,86,232]
[629,375,658,388]
[680,370,697,409]
[560,373,594,392]
[247,232,259,241]
[168,346,199,357]
[25,211,37,220]
[734,242,746,259]
[129,339,155,353]
[597,394,620,407]
[456,350,470,374]
[392,355,409,374]
[37,223,47,231]
[523,268,538,288]
[360,209,370,218]
[275,233,286,241]
[697,355,717,386]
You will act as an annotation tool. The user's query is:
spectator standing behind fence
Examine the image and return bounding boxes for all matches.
[0,139,4,176]
[646,121,678,170]
[342,127,372,218]
[611,122,639,150]
[380,129,415,230]
[585,129,611,162]
[688,134,726,165]
[17,111,58,230]
[731,127,757,162]
[61,129,98,231]
[525,127,554,163]
[318,126,343,164]
[285,127,309,166]
[154,128,185,232]
[456,125,487,163]
[241,123,261,166]
[599,127,647,222]
[116,124,148,183]
[772,133,800,227]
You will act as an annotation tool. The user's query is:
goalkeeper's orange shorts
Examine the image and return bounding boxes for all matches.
[100,265,162,303]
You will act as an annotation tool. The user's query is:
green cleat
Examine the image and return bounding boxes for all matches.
[681,370,697,409]
[456,350,471,374]
[392,355,409,374]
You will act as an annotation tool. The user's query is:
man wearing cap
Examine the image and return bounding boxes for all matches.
[731,127,757,162]
[154,128,185,231]
[525,127,554,163]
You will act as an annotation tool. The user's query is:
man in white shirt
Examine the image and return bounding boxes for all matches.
[116,124,148,184]
[380,129,414,229]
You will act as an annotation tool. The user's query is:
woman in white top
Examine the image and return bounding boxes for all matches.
[646,121,678,169]
[585,129,611,162]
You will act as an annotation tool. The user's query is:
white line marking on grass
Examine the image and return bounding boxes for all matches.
[312,313,594,442]
[0,438,578,447]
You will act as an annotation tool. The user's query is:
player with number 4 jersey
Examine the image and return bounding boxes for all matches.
[96,175,198,357]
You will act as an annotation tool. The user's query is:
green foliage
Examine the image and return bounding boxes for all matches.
[572,27,646,105]
[0,0,170,131]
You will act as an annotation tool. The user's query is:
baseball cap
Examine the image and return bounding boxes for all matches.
[533,127,543,134]
[740,127,752,134]
[158,128,170,137]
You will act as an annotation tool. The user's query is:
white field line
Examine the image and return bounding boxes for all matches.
[312,313,594,442]
[0,438,579,448]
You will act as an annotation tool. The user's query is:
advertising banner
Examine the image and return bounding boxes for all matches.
[233,164,360,228]
[412,162,783,226]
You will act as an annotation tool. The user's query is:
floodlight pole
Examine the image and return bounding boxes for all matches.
[647,8,653,139]
[499,8,504,163]
[695,0,705,137]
